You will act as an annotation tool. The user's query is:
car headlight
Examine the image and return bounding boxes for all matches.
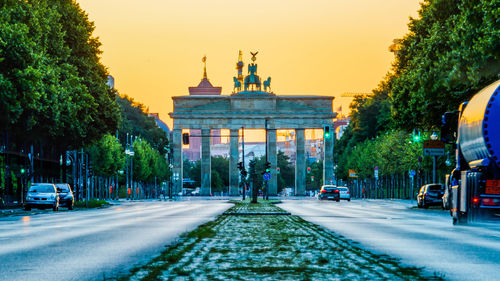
[50,195,55,200]
[26,195,32,200]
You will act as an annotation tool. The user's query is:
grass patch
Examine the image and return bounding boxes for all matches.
[74,199,110,208]
[118,201,441,281]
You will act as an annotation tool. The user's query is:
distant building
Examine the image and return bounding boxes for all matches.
[148,113,170,134]
[107,75,115,89]
[334,117,350,139]
[184,56,222,161]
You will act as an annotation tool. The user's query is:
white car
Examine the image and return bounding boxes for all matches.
[337,186,351,201]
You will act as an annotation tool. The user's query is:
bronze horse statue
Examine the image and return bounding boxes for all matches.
[263,77,271,92]
[233,77,242,92]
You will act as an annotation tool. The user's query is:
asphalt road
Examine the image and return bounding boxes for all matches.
[0,200,231,281]
[280,199,500,281]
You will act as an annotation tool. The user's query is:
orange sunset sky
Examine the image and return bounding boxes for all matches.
[77,0,422,132]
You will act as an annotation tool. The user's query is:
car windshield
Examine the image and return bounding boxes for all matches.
[55,184,70,192]
[338,187,348,191]
[428,185,442,191]
[29,184,55,193]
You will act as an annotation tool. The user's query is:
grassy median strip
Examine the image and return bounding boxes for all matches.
[119,201,443,281]
[74,199,110,208]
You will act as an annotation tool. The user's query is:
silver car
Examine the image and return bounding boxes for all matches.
[338,186,351,201]
[24,183,59,211]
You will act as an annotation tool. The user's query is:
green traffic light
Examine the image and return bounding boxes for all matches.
[20,168,25,174]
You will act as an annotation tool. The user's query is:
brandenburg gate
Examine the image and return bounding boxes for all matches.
[169,52,336,196]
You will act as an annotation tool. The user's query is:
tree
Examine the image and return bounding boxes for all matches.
[277,151,294,192]
[188,156,229,192]
[391,0,500,129]
[87,134,125,177]
[0,0,120,148]
[211,156,229,192]
[116,95,169,155]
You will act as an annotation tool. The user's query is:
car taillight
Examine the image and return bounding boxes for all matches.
[321,190,326,193]
[334,190,339,193]
[472,197,480,205]
[346,191,350,194]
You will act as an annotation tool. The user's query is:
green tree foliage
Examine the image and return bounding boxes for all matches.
[391,0,500,129]
[335,0,499,181]
[306,161,323,190]
[188,156,229,192]
[0,0,120,147]
[132,139,169,183]
[211,156,229,191]
[277,151,294,191]
[116,95,169,155]
[87,134,125,177]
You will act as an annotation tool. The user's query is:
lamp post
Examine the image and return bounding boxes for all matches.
[125,134,135,200]
[166,145,173,199]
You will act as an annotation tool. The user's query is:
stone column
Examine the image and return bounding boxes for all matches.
[201,128,211,196]
[172,129,183,194]
[323,130,334,185]
[295,128,306,195]
[267,128,277,196]
[229,128,240,196]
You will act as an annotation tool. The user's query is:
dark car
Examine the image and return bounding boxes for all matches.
[55,183,74,210]
[318,185,340,201]
[24,183,59,211]
[417,184,444,209]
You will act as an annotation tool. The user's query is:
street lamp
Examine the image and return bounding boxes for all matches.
[431,132,439,140]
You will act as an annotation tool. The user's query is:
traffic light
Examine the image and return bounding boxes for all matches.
[311,176,314,182]
[323,125,331,139]
[237,162,243,171]
[20,168,25,174]
[182,133,190,145]
[412,129,421,142]
[276,167,280,174]
[307,167,311,174]
[265,162,271,173]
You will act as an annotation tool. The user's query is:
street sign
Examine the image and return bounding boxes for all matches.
[374,166,379,180]
[409,170,416,177]
[263,172,271,181]
[424,140,445,149]
[423,148,445,156]
[423,140,445,156]
[349,169,358,178]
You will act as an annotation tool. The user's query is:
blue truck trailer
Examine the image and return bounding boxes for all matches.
[442,80,500,224]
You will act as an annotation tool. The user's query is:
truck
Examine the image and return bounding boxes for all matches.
[441,80,500,224]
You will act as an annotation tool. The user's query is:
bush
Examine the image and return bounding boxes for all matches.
[74,199,110,208]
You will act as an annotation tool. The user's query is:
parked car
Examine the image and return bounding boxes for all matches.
[24,183,59,211]
[417,184,444,209]
[337,186,351,201]
[55,183,74,210]
[318,185,340,201]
